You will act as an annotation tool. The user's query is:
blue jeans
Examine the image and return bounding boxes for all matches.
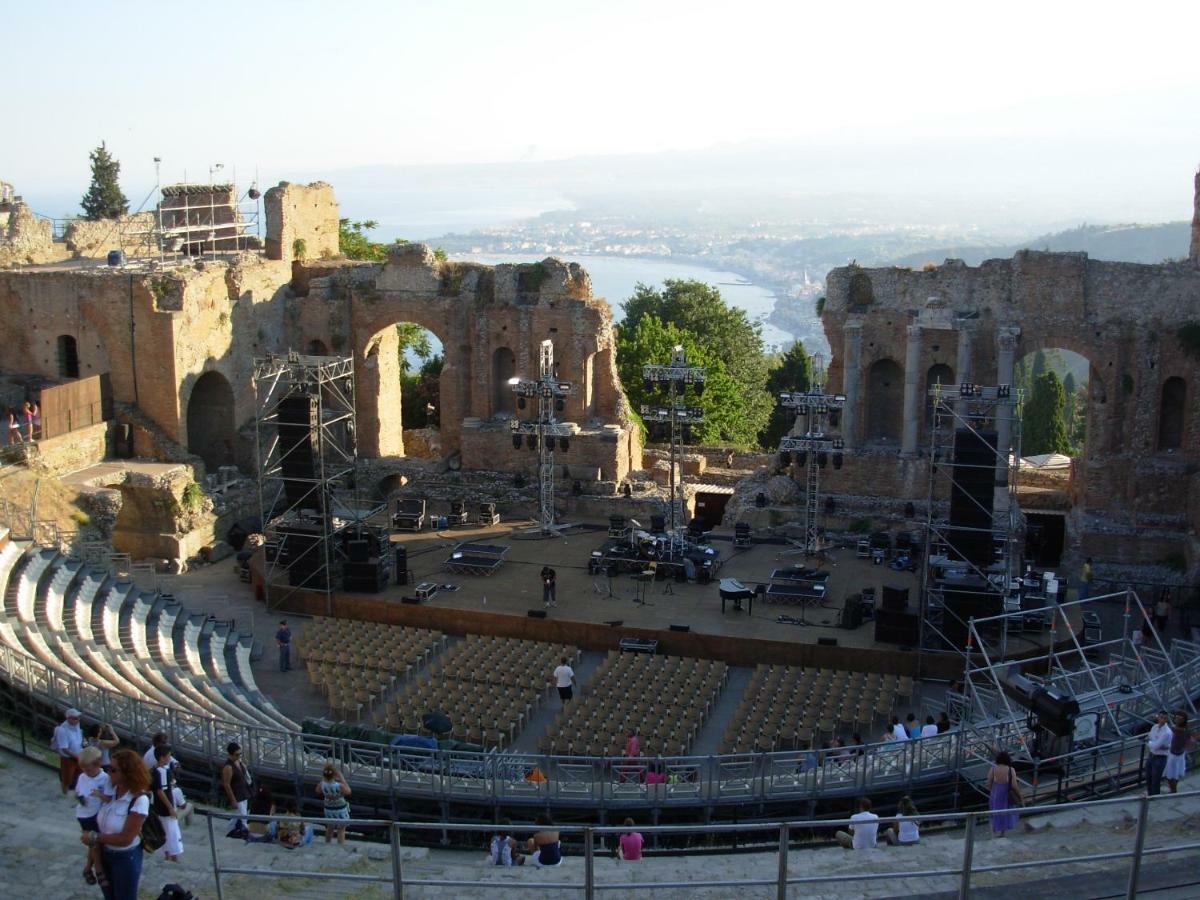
[1147,753,1168,795]
[100,845,143,900]
[279,643,290,671]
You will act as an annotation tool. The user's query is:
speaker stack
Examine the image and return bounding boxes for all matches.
[947,428,996,567]
[276,521,333,589]
[874,584,919,645]
[341,525,391,593]
[940,576,1002,650]
[277,393,321,513]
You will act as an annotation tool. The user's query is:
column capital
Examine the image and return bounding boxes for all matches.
[844,317,864,332]
[997,325,1021,351]
[906,323,923,341]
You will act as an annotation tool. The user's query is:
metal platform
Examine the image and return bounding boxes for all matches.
[769,567,831,585]
[442,542,509,577]
[764,582,826,604]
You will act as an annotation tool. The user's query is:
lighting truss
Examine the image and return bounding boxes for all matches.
[510,340,577,535]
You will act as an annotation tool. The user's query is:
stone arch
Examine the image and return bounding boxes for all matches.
[866,358,903,443]
[185,370,235,472]
[55,335,79,379]
[924,362,954,430]
[307,339,329,355]
[1157,376,1186,450]
[492,346,516,416]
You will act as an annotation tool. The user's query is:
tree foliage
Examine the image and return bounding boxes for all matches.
[1023,371,1072,457]
[616,315,751,445]
[80,142,128,221]
[338,219,405,261]
[401,355,442,428]
[395,323,433,374]
[618,279,772,444]
[759,341,812,449]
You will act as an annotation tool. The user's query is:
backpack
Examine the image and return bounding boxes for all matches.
[130,792,167,854]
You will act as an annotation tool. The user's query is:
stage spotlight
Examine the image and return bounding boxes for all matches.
[526,433,538,450]
[797,451,807,466]
[832,452,843,470]
[517,396,526,410]
[755,492,767,509]
[559,436,569,452]
[779,450,792,467]
[904,502,915,519]
[572,480,583,496]
[682,425,692,443]
[829,410,840,428]
[512,434,522,450]
[693,379,705,396]
[824,496,836,514]
[643,377,653,394]
[817,452,828,468]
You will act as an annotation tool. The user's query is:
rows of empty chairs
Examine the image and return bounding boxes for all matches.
[0,538,296,732]
[297,617,447,721]
[543,653,727,758]
[721,664,914,754]
[379,635,579,748]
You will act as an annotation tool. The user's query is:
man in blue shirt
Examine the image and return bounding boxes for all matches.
[276,621,292,672]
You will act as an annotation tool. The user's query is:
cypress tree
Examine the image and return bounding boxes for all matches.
[1023,371,1072,457]
[80,142,129,221]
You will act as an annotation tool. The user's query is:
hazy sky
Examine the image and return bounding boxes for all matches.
[6,0,1199,222]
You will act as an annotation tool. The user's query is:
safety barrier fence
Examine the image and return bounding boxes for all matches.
[0,635,1192,811]
[198,789,1200,899]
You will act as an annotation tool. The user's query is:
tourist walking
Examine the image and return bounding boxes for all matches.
[221,742,254,837]
[6,407,22,445]
[52,708,84,796]
[276,620,292,672]
[1079,557,1093,601]
[85,722,119,770]
[835,797,880,849]
[541,566,557,608]
[142,732,171,770]
[1165,711,1190,793]
[151,745,183,861]
[21,400,35,442]
[1153,592,1171,636]
[986,750,1023,836]
[80,748,151,900]
[318,762,352,844]
[552,656,575,705]
[1146,710,1172,795]
[74,746,112,885]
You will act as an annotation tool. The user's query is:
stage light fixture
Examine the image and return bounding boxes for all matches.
[832,452,843,469]
[526,433,538,450]
[694,379,705,396]
[643,377,653,394]
[512,434,522,450]
[779,450,791,467]
[517,396,526,410]
[555,398,565,412]
[817,452,828,468]
[829,410,840,428]
[797,451,807,466]
[559,436,569,451]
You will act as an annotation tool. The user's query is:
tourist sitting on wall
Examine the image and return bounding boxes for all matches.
[526,813,562,867]
[835,797,880,849]
[245,787,276,843]
[882,796,921,845]
[488,818,524,866]
[920,716,939,738]
[274,809,313,849]
[617,818,644,860]
[936,712,951,734]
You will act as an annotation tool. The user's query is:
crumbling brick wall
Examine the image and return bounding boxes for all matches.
[264,181,338,263]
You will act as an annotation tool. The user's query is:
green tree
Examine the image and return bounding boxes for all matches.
[401,355,442,428]
[1062,371,1076,441]
[1031,350,1047,380]
[616,315,750,445]
[759,341,812,449]
[1023,371,1072,456]
[80,142,128,221]
[338,219,407,261]
[395,323,433,374]
[619,279,772,442]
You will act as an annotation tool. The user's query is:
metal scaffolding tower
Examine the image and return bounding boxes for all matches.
[641,345,706,556]
[920,381,1024,654]
[253,352,382,612]
[509,340,576,536]
[776,355,847,554]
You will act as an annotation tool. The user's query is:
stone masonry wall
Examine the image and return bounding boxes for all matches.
[264,182,339,263]
[64,212,157,258]
[1192,168,1200,263]
[0,199,62,266]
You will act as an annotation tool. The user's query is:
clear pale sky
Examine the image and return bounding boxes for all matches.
[6,0,1199,220]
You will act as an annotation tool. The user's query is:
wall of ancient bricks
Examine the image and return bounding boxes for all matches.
[263,181,339,263]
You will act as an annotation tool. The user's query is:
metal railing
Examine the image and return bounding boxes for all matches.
[0,633,1195,813]
[198,790,1200,899]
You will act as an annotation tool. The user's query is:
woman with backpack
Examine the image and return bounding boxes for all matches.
[80,748,152,900]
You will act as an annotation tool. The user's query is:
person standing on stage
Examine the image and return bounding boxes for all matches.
[276,620,292,672]
[541,566,557,608]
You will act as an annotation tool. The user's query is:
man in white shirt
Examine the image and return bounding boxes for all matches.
[836,797,880,849]
[1146,709,1173,795]
[889,717,909,741]
[552,657,575,706]
[920,716,940,739]
[52,708,84,796]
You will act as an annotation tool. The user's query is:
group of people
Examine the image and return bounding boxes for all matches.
[5,399,38,445]
[885,712,952,743]
[835,796,923,849]
[1146,709,1191,795]
[488,815,644,867]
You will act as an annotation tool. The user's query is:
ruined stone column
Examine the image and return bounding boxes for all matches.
[954,326,973,419]
[841,319,863,449]
[995,327,1020,485]
[901,324,922,456]
[1190,168,1200,263]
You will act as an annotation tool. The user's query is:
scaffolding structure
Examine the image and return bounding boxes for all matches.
[253,352,382,612]
[509,340,576,536]
[776,354,846,555]
[641,345,706,556]
[920,382,1024,654]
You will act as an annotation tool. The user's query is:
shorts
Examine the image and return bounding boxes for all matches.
[557,685,573,701]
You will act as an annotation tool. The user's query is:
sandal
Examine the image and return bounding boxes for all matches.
[83,871,97,885]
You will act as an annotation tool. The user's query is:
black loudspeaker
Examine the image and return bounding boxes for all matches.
[817,637,839,647]
[881,585,909,612]
[527,609,547,619]
[941,583,1003,649]
[401,596,421,605]
[394,546,408,585]
[343,559,386,593]
[650,515,666,533]
[604,620,624,627]
[277,394,319,510]
[841,600,863,630]
[948,428,997,566]
[875,609,920,645]
[347,540,370,563]
[669,624,690,632]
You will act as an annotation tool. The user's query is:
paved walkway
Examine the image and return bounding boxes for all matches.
[1,746,1197,899]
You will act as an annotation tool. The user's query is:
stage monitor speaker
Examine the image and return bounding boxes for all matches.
[881,585,909,612]
[669,624,690,633]
[817,637,839,647]
[527,609,547,619]
[401,596,421,605]
[604,619,624,627]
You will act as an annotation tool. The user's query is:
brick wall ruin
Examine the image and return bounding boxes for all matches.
[264,181,339,263]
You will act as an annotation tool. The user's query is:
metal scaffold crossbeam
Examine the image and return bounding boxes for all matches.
[510,340,577,536]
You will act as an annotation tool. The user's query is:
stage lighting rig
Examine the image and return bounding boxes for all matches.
[509,340,576,536]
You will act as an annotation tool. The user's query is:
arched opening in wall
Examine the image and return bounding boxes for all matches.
[307,339,329,355]
[186,371,235,472]
[866,359,903,443]
[1157,377,1186,450]
[56,335,80,379]
[367,322,445,459]
[1014,348,1091,460]
[492,347,516,416]
[924,363,954,431]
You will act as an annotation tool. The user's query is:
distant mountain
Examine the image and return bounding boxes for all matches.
[888,222,1191,267]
